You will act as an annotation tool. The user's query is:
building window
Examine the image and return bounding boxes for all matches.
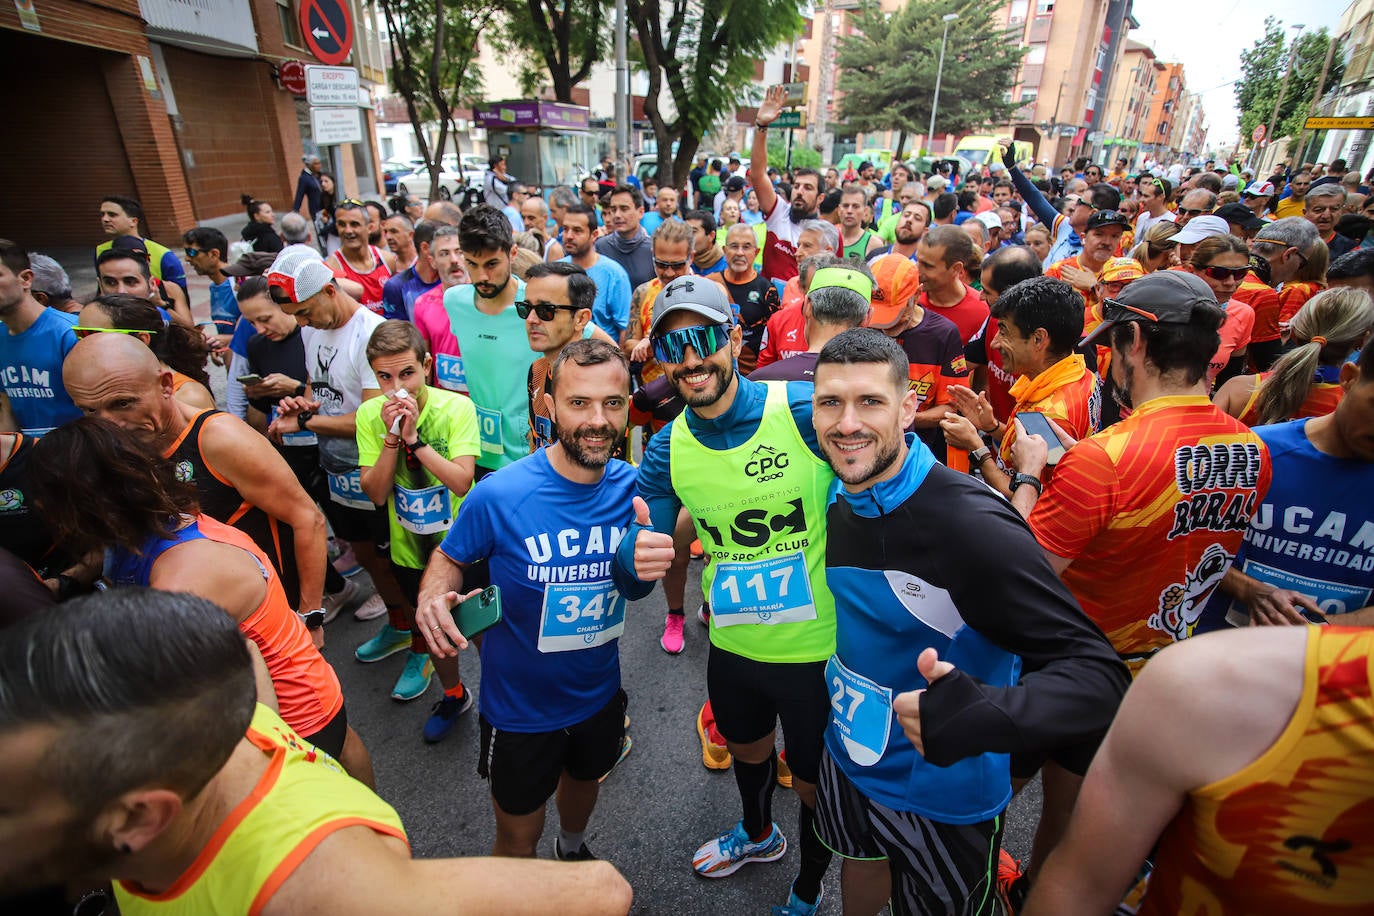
[1026,44,1046,65]
[1020,89,1038,105]
[279,0,303,48]
[1036,0,1054,13]
[1009,0,1028,23]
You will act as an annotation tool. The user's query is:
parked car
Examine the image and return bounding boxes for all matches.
[382,158,426,194]
[396,156,483,201]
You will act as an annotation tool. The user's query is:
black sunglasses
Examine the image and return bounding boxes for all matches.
[516,302,580,321]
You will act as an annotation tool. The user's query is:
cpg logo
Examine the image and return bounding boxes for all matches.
[174,460,194,483]
[0,488,22,512]
[744,444,790,482]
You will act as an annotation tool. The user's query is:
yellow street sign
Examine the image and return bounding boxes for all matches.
[1304,116,1374,130]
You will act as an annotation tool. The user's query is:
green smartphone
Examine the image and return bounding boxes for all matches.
[455,585,503,637]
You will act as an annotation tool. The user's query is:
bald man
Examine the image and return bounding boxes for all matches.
[63,334,330,644]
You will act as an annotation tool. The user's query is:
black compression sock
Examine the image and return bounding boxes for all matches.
[791,801,831,904]
[668,607,685,616]
[734,752,777,839]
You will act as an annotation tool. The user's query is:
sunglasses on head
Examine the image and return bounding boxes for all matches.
[651,323,732,364]
[1202,265,1249,282]
[1101,297,1161,325]
[515,302,580,321]
[73,326,153,339]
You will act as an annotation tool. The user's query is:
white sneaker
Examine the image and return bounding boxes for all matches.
[322,578,369,624]
[353,594,387,621]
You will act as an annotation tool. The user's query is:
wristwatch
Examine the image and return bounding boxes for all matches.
[293,382,307,397]
[1010,472,1043,497]
[297,409,315,431]
[969,446,992,466]
[297,607,326,630]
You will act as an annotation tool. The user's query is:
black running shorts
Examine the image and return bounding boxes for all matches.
[706,643,829,785]
[478,688,628,816]
[815,751,1005,916]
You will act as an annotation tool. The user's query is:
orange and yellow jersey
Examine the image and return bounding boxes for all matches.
[998,354,1100,486]
[629,278,666,382]
[1237,371,1345,427]
[1233,271,1282,343]
[1029,395,1271,673]
[1044,256,1112,378]
[115,704,407,916]
[1278,280,1324,328]
[1140,626,1374,915]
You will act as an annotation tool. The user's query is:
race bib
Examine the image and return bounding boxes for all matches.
[394,483,452,535]
[269,407,317,447]
[709,551,816,628]
[435,354,468,393]
[476,405,503,456]
[327,469,373,510]
[825,655,894,768]
[538,580,626,653]
[1226,559,1373,627]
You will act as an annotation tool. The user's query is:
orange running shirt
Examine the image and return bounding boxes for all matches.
[1030,395,1271,672]
[1237,372,1345,426]
[1139,626,1374,915]
[998,354,1101,485]
[1278,280,1324,328]
[1233,272,1282,343]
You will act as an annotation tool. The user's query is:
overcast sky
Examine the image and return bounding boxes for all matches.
[1129,0,1350,149]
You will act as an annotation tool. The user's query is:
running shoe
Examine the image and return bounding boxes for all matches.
[390,651,434,701]
[996,848,1026,915]
[355,622,411,663]
[697,602,711,626]
[697,701,731,770]
[353,593,388,621]
[661,613,686,654]
[776,750,793,789]
[692,820,786,878]
[690,538,704,559]
[598,735,633,783]
[322,577,370,624]
[772,883,824,916]
[423,685,473,743]
[331,539,363,577]
[554,837,598,861]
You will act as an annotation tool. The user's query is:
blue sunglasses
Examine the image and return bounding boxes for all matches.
[651,324,732,364]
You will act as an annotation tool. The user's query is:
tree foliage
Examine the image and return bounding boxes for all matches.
[766,136,821,170]
[494,0,611,102]
[835,0,1022,148]
[374,0,497,199]
[1235,17,1343,145]
[625,0,806,187]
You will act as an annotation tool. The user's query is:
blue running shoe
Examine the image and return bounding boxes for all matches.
[772,883,824,915]
[423,685,473,742]
[390,651,434,701]
[692,820,786,878]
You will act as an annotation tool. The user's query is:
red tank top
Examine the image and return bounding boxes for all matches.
[334,245,392,313]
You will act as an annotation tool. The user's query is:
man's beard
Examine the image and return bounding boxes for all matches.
[671,360,734,409]
[475,276,510,299]
[823,432,902,486]
[1112,359,1134,411]
[789,198,816,222]
[895,227,923,246]
[557,422,618,469]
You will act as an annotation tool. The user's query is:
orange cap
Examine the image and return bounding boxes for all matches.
[868,255,920,328]
[1098,257,1146,284]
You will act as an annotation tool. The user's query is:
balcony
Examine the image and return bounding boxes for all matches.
[1021,64,1043,88]
[1028,15,1052,43]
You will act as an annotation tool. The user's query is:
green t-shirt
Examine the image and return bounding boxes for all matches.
[877,211,901,244]
[356,388,481,569]
[443,281,532,471]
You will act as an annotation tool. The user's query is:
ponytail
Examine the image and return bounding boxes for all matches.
[1255,287,1373,425]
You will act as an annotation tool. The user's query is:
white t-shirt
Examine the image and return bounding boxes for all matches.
[306,306,383,473]
[1135,210,1177,238]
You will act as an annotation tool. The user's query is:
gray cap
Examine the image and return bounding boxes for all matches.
[649,276,734,335]
[1081,270,1218,346]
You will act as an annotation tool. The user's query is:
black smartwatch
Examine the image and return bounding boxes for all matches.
[297,607,326,630]
[1010,472,1043,497]
[297,409,315,431]
[293,382,307,397]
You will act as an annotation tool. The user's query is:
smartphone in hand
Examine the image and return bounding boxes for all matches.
[1016,411,1067,466]
[454,586,503,637]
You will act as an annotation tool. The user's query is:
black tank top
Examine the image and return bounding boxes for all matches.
[0,434,63,572]
[165,411,300,601]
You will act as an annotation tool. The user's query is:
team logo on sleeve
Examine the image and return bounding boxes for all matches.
[174,460,195,483]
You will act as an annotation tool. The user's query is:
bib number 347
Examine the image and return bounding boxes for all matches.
[538,580,626,653]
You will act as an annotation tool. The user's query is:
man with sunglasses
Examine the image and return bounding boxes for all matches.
[1004,271,1271,899]
[1174,189,1217,229]
[1045,210,1133,331]
[619,276,837,915]
[1134,175,1176,237]
[622,220,696,384]
[0,239,81,437]
[523,262,602,450]
[1246,217,1322,369]
[1002,144,1119,268]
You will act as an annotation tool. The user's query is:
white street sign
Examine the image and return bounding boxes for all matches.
[310,106,362,145]
[305,65,359,107]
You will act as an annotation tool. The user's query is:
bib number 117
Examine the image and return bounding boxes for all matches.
[716,565,793,604]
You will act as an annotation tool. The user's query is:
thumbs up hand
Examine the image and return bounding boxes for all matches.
[892,648,957,757]
[631,496,676,581]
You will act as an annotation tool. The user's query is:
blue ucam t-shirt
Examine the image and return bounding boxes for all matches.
[438,448,647,732]
[560,255,631,342]
[1197,418,1374,632]
[0,308,81,436]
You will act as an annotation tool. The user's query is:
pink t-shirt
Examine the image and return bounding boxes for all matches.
[413,286,467,394]
[1208,299,1255,383]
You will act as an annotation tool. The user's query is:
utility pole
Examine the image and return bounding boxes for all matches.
[614,0,629,176]
[927,13,959,157]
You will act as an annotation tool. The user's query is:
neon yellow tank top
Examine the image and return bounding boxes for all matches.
[670,382,836,663]
[114,704,407,916]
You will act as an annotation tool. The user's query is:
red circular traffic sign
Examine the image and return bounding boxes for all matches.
[279,60,308,95]
[1252,123,1266,143]
[300,0,354,66]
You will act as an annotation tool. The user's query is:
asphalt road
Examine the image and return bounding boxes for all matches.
[321,567,1042,915]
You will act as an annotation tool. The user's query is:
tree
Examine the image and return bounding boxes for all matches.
[834,0,1022,155]
[495,0,611,102]
[766,136,821,170]
[375,0,498,200]
[625,0,806,188]
[1235,18,1343,148]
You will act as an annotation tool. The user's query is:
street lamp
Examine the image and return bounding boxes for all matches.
[927,12,959,157]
